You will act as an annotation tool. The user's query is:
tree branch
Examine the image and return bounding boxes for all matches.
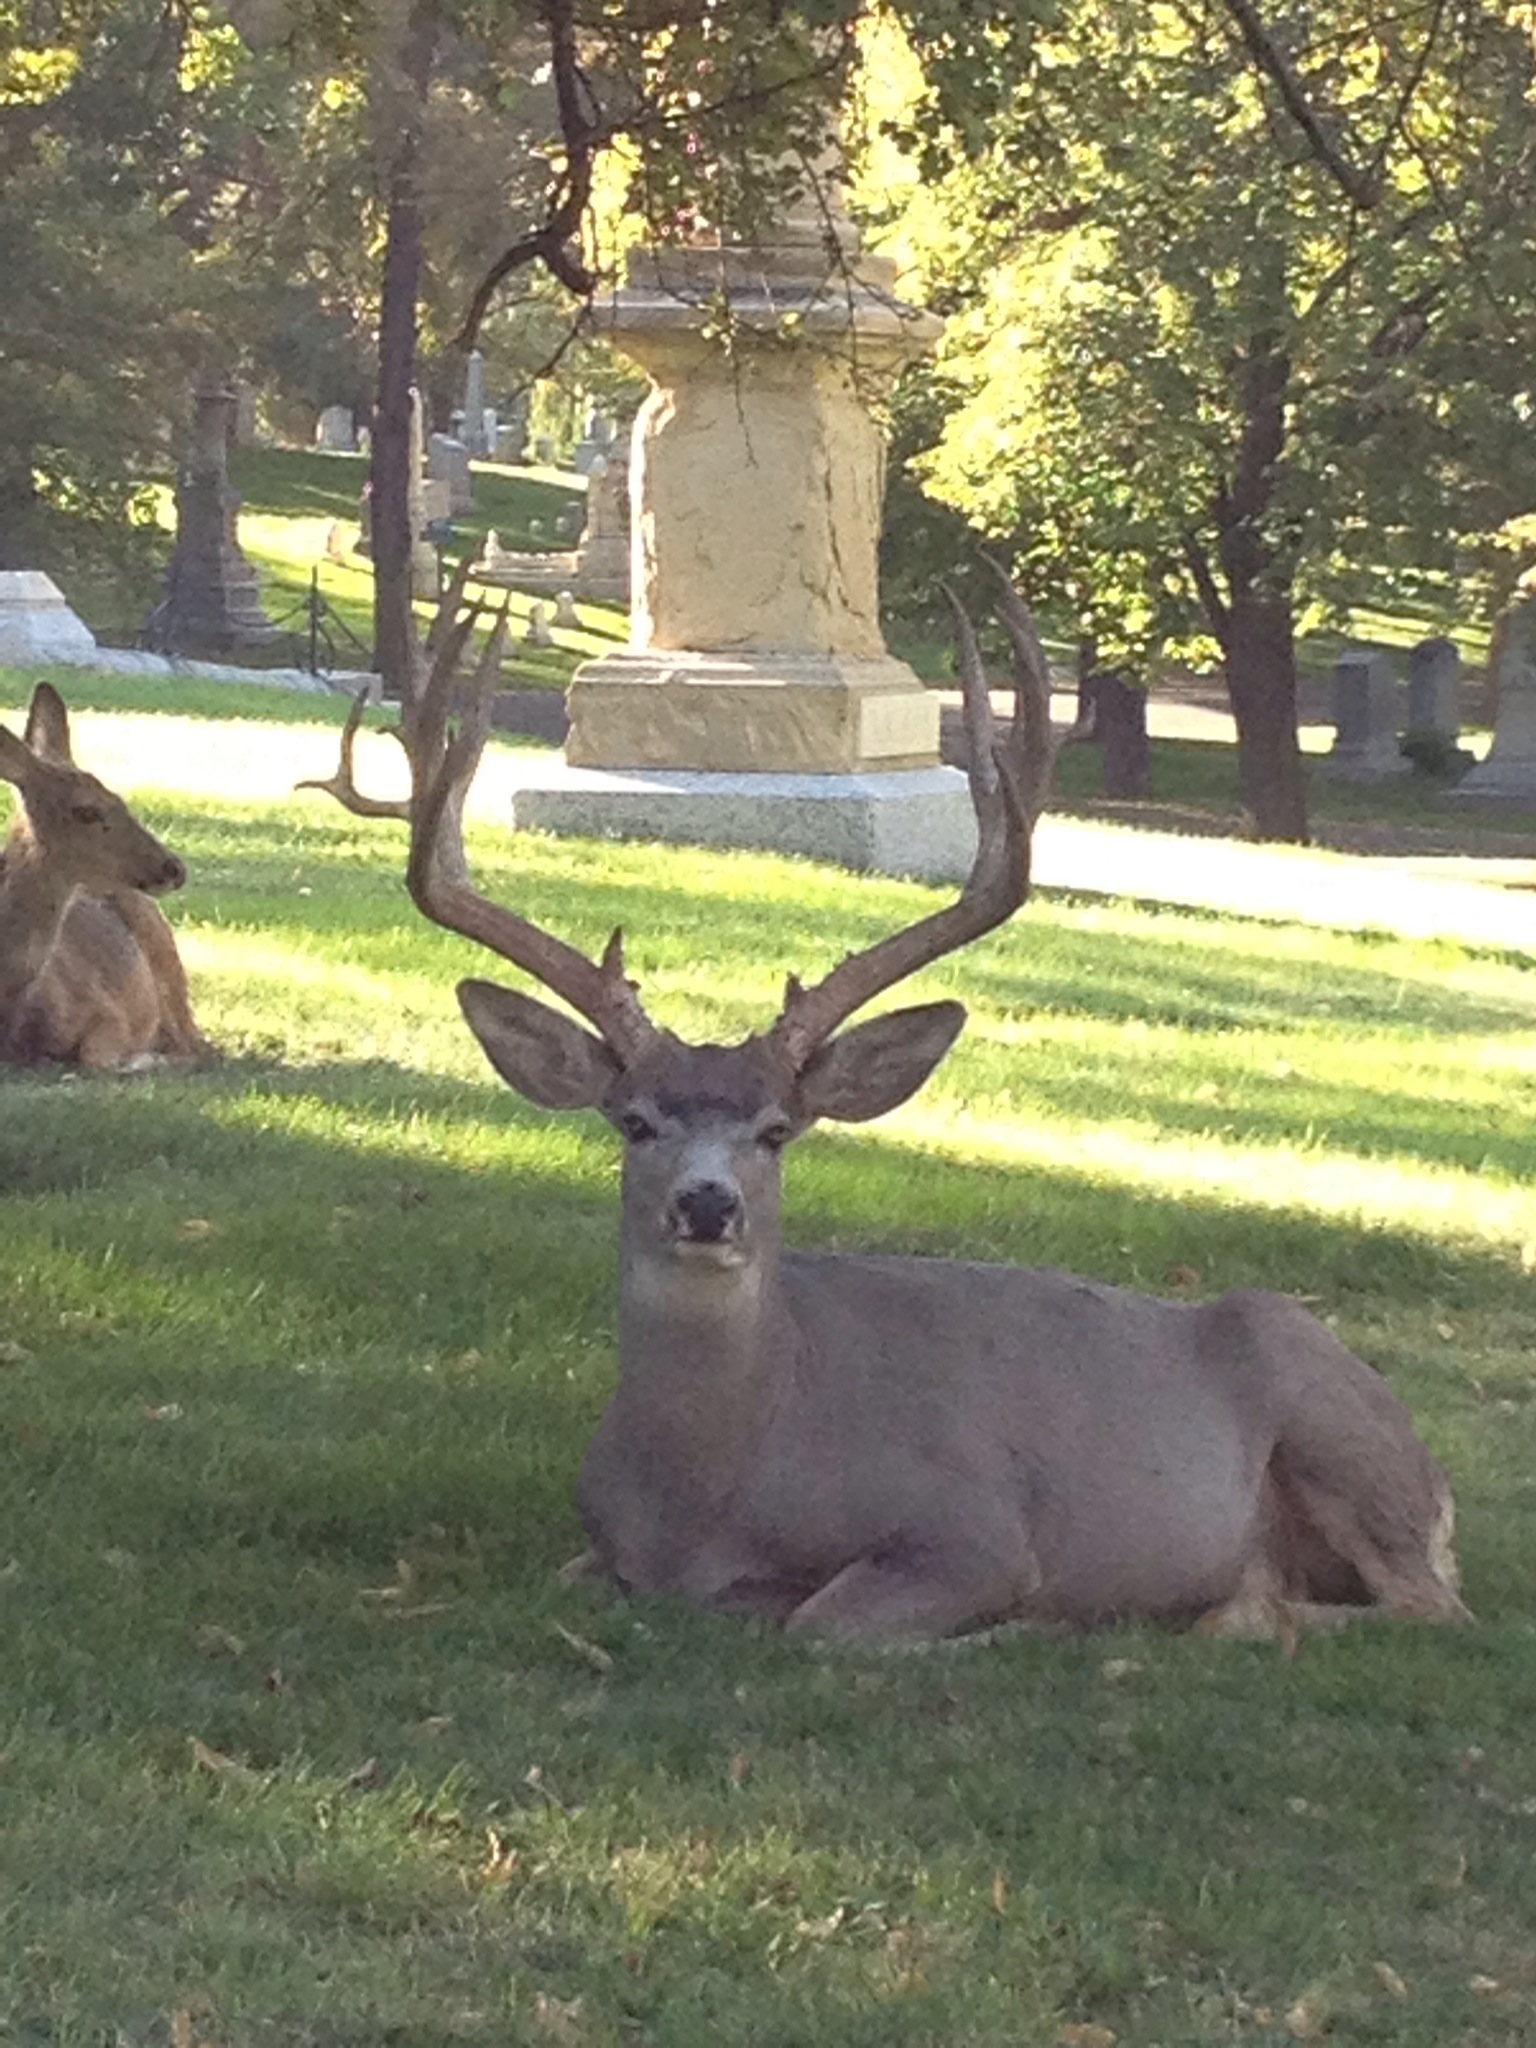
[1216,0,1378,208]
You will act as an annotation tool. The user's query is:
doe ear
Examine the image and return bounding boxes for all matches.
[0,721,34,786]
[23,683,72,764]
[457,978,622,1111]
[795,999,966,1125]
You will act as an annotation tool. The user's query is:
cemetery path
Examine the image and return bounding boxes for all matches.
[53,704,1536,962]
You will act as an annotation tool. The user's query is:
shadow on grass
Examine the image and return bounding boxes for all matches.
[3,1056,1534,2044]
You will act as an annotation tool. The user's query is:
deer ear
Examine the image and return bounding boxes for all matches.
[796,1000,966,1125]
[457,978,621,1110]
[23,683,72,764]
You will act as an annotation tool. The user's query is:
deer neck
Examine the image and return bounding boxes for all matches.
[612,1223,797,1513]
[0,831,79,1006]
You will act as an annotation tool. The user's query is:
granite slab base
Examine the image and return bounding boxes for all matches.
[509,761,979,882]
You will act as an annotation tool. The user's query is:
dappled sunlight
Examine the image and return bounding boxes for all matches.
[888,1098,1536,1259]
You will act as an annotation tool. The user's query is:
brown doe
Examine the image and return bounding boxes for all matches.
[318,570,1467,1643]
[0,683,210,1070]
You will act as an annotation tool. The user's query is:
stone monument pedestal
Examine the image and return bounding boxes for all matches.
[528,177,960,878]
[0,571,99,663]
[1451,598,1536,803]
[511,759,979,882]
[565,651,940,775]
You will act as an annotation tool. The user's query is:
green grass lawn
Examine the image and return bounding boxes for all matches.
[1,680,1534,2044]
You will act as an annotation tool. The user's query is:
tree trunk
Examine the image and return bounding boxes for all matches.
[370,8,436,691]
[1205,299,1310,843]
[1224,589,1308,841]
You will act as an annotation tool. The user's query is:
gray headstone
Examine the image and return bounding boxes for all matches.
[427,432,474,515]
[1406,636,1460,737]
[533,433,556,465]
[1324,647,1407,781]
[553,590,581,628]
[315,404,356,451]
[154,387,279,654]
[524,601,554,648]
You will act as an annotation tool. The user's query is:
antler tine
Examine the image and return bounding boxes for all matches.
[294,689,411,820]
[981,552,1060,824]
[770,574,1052,1069]
[405,598,659,1065]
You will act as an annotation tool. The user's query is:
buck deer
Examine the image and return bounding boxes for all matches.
[317,570,1467,1643]
[0,683,210,1070]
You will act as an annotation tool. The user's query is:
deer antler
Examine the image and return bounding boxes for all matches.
[305,578,658,1064]
[769,566,1057,1069]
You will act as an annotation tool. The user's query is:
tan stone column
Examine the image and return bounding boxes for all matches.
[565,210,943,776]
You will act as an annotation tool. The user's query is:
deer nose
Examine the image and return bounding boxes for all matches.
[670,1181,742,1243]
[151,853,187,893]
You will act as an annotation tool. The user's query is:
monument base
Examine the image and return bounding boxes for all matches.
[1315,742,1411,783]
[1447,687,1536,802]
[509,761,980,882]
[1446,756,1536,802]
[0,571,99,664]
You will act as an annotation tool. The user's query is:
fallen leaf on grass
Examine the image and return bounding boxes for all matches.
[345,1755,385,1790]
[1372,1962,1409,2000]
[0,1340,31,1365]
[170,2006,219,2048]
[532,1993,586,2043]
[1468,1975,1502,1996]
[728,1751,752,1787]
[418,1714,454,1736]
[1284,1994,1329,2039]
[101,1547,138,1573]
[991,1868,1009,1914]
[193,1625,246,1658]
[481,1828,519,1883]
[551,1621,613,1673]
[190,1737,258,1782]
[1058,2026,1117,2048]
[1100,1658,1143,1682]
[176,1218,219,1243]
[141,1402,183,1423]
[1166,1265,1201,1290]
[263,1667,287,1694]
[1431,1849,1468,1890]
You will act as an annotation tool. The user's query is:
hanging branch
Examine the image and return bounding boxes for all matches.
[1216,0,1379,209]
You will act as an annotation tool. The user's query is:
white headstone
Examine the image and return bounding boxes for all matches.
[0,571,98,664]
[554,590,581,628]
[461,350,489,456]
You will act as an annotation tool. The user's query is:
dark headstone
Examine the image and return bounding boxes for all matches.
[152,388,278,655]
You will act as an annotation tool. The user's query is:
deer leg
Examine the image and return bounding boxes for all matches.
[105,891,212,1059]
[785,1538,1042,1644]
[1268,1442,1470,1624]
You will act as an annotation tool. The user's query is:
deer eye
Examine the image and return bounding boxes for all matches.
[617,1110,660,1144]
[71,803,106,826]
[757,1119,794,1153]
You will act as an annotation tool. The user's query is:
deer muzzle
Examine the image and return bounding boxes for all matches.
[140,852,187,896]
[667,1179,743,1248]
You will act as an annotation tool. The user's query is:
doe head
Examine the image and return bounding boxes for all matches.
[0,684,186,896]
